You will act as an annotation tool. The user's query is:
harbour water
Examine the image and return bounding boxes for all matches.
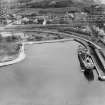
[0,41,105,105]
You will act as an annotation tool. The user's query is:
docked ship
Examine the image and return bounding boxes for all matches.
[77,45,95,71]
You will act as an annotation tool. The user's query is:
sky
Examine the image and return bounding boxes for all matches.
[98,0,105,4]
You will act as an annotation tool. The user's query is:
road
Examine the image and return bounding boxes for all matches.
[0,41,105,105]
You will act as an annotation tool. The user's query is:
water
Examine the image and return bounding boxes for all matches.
[0,41,105,105]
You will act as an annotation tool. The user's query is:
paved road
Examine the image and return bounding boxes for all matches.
[0,41,105,105]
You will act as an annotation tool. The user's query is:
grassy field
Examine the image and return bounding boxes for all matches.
[0,38,22,62]
[25,31,69,42]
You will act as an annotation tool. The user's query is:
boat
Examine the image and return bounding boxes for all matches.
[78,45,95,71]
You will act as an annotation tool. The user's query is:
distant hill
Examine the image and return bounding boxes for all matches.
[9,0,101,15]
[23,0,74,8]
[16,0,95,9]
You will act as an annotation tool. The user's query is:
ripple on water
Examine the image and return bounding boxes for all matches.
[0,41,104,105]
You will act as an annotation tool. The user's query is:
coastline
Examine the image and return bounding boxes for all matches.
[0,44,26,67]
[0,31,102,67]
[0,38,80,67]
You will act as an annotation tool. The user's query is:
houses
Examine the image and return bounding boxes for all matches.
[0,6,88,26]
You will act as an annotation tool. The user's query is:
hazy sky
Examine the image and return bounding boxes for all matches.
[98,0,105,4]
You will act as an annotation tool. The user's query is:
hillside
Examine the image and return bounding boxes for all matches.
[11,0,96,9]
[9,0,96,15]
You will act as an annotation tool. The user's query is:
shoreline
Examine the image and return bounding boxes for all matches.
[0,38,80,67]
[0,34,102,67]
[0,44,26,67]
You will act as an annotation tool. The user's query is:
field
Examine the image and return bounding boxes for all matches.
[0,37,22,62]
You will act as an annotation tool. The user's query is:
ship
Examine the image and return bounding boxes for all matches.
[78,45,95,71]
